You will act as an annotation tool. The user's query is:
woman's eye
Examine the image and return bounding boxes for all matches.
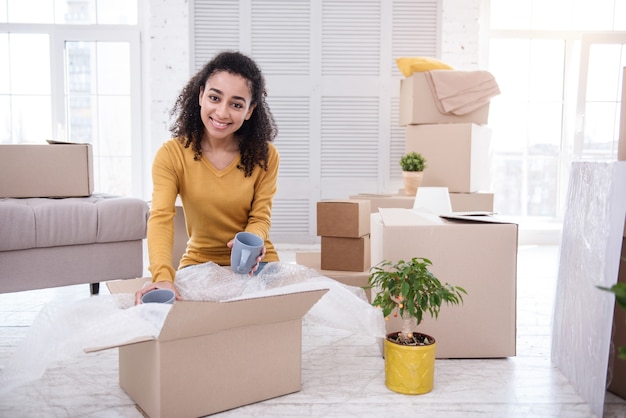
[232,102,243,109]
[208,95,219,102]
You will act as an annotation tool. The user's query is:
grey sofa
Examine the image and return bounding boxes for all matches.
[0,194,149,294]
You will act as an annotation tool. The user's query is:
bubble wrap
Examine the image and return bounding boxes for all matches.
[0,262,385,396]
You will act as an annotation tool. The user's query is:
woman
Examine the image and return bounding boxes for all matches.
[135,51,280,304]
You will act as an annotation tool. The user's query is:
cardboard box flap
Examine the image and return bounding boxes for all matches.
[378,208,444,226]
[107,277,151,294]
[106,278,328,343]
[157,289,328,342]
[440,213,516,224]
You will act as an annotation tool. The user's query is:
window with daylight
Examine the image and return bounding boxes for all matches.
[488,0,626,221]
[0,0,141,196]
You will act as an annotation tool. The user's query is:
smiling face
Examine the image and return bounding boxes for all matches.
[198,71,256,143]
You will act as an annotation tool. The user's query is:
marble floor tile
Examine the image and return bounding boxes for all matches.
[0,245,624,417]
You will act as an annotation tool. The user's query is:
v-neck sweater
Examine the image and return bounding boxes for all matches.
[148,138,280,283]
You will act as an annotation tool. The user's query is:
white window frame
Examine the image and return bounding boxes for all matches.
[0,22,143,196]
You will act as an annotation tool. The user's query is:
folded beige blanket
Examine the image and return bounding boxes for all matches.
[424,70,500,115]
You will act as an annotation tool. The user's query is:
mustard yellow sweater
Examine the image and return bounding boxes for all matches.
[148,138,280,283]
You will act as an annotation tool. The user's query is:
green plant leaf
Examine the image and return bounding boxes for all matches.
[597,283,626,309]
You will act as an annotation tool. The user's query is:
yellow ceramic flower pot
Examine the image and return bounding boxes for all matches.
[384,332,436,395]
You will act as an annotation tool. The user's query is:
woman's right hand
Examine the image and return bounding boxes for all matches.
[134,280,182,305]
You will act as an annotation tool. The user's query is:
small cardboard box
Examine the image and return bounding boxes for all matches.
[321,235,371,272]
[92,278,327,418]
[405,123,492,193]
[608,237,626,399]
[296,251,372,301]
[317,199,370,238]
[371,208,518,358]
[348,193,415,213]
[399,72,490,126]
[449,192,494,212]
[0,142,94,198]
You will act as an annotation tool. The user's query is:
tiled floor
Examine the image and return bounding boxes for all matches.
[0,245,625,417]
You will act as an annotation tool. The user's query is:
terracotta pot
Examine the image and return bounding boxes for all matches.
[384,332,436,395]
[402,171,424,196]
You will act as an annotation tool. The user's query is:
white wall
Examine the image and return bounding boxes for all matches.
[142,0,485,198]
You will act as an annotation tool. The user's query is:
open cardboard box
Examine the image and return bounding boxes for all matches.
[89,277,327,418]
[371,208,518,358]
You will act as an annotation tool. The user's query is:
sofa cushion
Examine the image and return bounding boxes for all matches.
[0,194,149,252]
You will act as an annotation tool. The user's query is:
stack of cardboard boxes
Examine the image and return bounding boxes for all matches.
[399,71,495,212]
[297,199,374,301]
[316,200,371,272]
[362,70,518,359]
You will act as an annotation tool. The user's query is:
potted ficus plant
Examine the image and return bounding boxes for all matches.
[368,257,466,395]
[399,152,427,196]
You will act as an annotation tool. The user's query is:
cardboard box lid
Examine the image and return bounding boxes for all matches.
[377,208,444,226]
[93,278,328,349]
[378,208,517,226]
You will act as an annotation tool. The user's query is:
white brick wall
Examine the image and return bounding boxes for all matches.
[144,0,190,159]
[441,0,486,69]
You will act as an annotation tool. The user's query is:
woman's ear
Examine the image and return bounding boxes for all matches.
[245,104,256,120]
[198,86,204,106]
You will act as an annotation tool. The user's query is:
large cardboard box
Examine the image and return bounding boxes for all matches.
[399,72,490,126]
[321,235,371,272]
[348,193,415,213]
[296,251,372,301]
[371,208,517,358]
[0,142,94,198]
[449,192,494,212]
[405,123,492,193]
[92,278,327,418]
[317,199,370,238]
[608,237,626,399]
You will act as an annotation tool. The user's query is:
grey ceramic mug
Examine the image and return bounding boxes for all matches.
[230,231,264,274]
[141,288,176,304]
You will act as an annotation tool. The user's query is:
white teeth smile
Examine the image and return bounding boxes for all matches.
[210,118,229,128]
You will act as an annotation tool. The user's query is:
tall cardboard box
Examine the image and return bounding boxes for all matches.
[0,143,94,198]
[371,208,517,358]
[399,72,490,126]
[405,123,492,193]
[91,278,327,418]
[316,199,370,238]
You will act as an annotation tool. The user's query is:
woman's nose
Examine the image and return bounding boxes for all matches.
[215,102,229,118]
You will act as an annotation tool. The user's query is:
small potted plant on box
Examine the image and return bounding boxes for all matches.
[399,152,427,196]
[368,257,466,395]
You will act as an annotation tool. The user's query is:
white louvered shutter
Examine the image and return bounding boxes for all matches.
[191,0,440,244]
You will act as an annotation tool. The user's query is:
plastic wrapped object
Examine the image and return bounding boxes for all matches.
[0,262,386,395]
[551,161,626,417]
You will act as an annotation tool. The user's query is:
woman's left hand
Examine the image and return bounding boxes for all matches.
[249,246,266,276]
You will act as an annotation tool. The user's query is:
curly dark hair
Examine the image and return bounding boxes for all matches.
[169,51,278,177]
